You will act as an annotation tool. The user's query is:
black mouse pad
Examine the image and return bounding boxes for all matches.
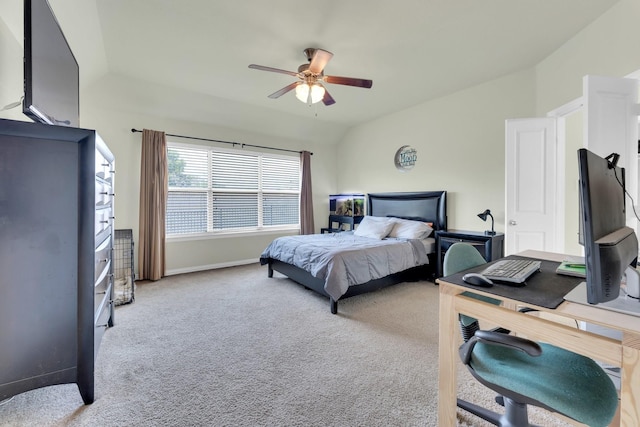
[440,255,583,309]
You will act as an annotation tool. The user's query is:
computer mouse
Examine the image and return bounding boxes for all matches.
[462,273,494,288]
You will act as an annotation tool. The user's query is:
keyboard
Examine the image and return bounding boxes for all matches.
[480,259,541,284]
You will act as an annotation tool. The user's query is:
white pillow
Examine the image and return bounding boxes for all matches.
[353,216,395,240]
[387,218,434,239]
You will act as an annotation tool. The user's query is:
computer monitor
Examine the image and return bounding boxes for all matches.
[577,148,639,304]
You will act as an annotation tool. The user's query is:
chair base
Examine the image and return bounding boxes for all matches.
[457,397,539,427]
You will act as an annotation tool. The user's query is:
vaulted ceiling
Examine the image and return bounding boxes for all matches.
[1,0,620,143]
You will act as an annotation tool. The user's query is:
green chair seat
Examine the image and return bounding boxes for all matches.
[470,341,619,427]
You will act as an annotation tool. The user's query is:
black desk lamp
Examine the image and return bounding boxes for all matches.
[477,209,496,235]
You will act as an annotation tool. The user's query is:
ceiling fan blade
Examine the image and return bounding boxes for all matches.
[267,82,298,99]
[324,75,373,89]
[249,64,298,77]
[308,49,333,74]
[322,89,336,106]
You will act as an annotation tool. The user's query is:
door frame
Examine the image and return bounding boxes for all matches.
[541,71,640,254]
[546,97,583,255]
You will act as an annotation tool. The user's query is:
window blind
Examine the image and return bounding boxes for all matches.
[167,143,300,236]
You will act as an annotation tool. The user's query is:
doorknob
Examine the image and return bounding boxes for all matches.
[509,220,517,226]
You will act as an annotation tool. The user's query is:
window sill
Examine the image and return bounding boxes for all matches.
[166,227,299,242]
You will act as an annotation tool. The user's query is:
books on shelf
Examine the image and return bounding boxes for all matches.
[556,261,586,278]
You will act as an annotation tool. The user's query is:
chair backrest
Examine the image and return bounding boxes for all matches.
[443,242,487,276]
[443,242,494,338]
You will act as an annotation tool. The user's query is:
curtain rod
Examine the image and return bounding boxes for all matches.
[130,128,312,155]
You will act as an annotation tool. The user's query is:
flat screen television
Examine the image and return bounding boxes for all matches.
[577,148,638,304]
[23,0,79,127]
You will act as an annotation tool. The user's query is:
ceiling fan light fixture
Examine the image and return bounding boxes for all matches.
[249,48,372,106]
[295,82,325,104]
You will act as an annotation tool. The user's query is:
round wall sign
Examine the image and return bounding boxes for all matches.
[394,145,417,171]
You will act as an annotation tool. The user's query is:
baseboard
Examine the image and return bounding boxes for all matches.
[165,258,259,276]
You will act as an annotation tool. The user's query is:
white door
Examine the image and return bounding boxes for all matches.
[505,118,560,255]
[583,75,639,228]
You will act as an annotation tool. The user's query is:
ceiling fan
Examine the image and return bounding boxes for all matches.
[248,48,373,106]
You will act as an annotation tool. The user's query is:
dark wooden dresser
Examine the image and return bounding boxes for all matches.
[0,119,115,404]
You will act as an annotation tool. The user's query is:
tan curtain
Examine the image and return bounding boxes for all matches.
[138,129,168,280]
[299,150,315,234]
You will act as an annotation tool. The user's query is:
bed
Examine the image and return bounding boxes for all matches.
[260,191,447,314]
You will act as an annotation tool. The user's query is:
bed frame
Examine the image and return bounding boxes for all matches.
[266,191,447,314]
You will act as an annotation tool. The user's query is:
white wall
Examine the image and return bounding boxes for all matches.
[0,14,338,276]
[337,0,640,240]
[336,69,536,233]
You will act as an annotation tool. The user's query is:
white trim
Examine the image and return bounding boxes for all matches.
[165,258,259,276]
[624,69,640,116]
[543,96,583,255]
[555,117,566,252]
[543,67,640,118]
[625,69,640,80]
[547,97,583,118]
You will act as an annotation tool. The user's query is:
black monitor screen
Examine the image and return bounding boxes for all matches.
[578,148,638,304]
[23,0,79,127]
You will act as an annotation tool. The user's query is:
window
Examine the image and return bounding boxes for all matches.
[166,143,300,236]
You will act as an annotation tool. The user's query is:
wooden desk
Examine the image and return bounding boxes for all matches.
[436,250,640,427]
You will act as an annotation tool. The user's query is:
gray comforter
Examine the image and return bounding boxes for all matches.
[259,232,429,301]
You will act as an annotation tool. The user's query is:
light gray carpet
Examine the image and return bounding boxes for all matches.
[0,264,572,426]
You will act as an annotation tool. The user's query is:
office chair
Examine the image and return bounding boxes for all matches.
[442,242,504,340]
[442,243,618,427]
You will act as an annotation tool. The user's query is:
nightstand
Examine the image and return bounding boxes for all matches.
[320,214,364,234]
[435,229,505,277]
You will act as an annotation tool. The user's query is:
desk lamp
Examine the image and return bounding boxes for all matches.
[477,209,496,235]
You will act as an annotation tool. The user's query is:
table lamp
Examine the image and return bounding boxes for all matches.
[477,209,496,235]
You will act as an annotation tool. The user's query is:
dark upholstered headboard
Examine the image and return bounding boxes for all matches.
[367,191,447,231]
